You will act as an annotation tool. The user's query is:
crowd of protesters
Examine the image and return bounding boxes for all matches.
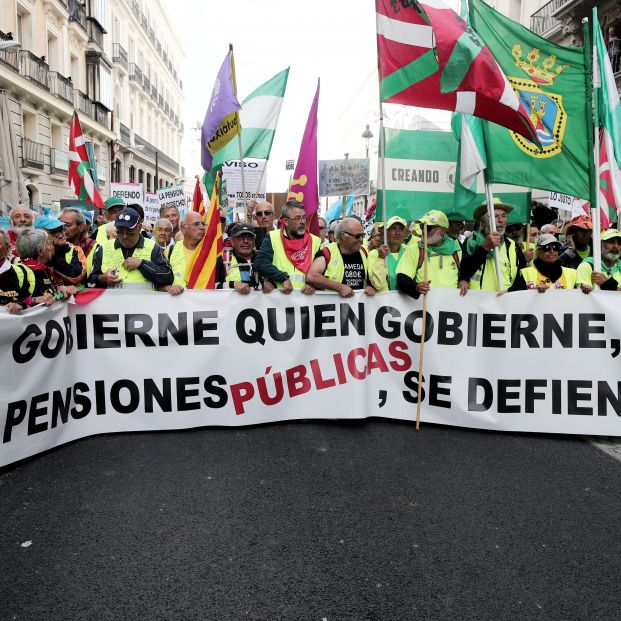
[1,194,618,314]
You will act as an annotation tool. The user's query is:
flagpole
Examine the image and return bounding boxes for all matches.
[484,183,504,291]
[229,43,247,223]
[415,222,428,431]
[379,111,388,247]
[590,12,602,274]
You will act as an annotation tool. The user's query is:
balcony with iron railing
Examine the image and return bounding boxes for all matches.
[143,76,150,93]
[55,0,69,9]
[74,89,94,117]
[129,63,143,85]
[93,102,110,130]
[119,122,131,144]
[68,0,87,32]
[530,0,574,37]
[50,72,74,105]
[112,43,128,71]
[0,48,19,71]
[151,84,157,101]
[22,138,47,170]
[19,51,50,90]
[51,148,69,176]
[131,0,139,17]
[88,18,104,48]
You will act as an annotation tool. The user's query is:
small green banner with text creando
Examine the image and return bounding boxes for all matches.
[377,128,530,223]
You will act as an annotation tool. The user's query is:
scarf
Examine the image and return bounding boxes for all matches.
[582,257,621,276]
[421,235,461,259]
[466,231,498,258]
[280,227,313,274]
[386,246,406,290]
[533,258,562,282]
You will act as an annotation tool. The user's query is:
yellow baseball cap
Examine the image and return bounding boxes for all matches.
[601,229,621,241]
[418,210,449,228]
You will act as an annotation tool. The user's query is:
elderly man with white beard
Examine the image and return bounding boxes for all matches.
[459,198,527,294]
[395,210,462,298]
[577,229,621,294]
[7,205,35,261]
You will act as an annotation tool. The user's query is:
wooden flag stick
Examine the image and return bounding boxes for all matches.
[416,222,428,431]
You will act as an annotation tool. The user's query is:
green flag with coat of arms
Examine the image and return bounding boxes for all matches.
[469,0,592,201]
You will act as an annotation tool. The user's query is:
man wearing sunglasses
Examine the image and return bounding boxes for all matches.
[255,200,321,294]
[306,217,378,297]
[520,234,577,292]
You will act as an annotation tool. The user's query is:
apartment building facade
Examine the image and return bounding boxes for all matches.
[0,0,183,213]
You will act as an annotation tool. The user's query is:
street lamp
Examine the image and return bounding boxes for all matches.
[362,123,374,158]
[361,124,374,215]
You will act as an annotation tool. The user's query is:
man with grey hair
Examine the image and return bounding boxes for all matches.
[0,228,33,312]
[254,200,320,293]
[306,216,378,297]
[7,205,35,261]
[59,207,97,271]
[15,228,77,305]
[153,218,174,250]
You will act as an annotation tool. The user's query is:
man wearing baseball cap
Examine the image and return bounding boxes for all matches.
[88,207,173,289]
[521,234,577,292]
[459,198,527,293]
[95,196,126,244]
[576,229,621,294]
[35,215,87,286]
[559,214,593,270]
[367,215,408,292]
[220,223,263,294]
[396,210,462,297]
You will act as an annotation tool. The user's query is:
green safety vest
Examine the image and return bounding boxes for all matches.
[469,238,518,291]
[167,242,186,286]
[396,244,461,289]
[100,237,157,288]
[11,263,35,295]
[322,241,368,284]
[270,229,321,289]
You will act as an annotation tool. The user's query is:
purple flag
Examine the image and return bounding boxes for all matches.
[287,80,320,235]
[201,50,241,172]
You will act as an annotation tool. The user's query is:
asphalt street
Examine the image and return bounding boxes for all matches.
[1,420,620,621]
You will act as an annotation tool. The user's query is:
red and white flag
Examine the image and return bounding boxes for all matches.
[68,112,105,210]
[376,0,538,142]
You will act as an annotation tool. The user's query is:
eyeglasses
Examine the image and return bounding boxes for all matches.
[49,229,66,237]
[284,215,306,223]
[541,246,561,253]
[256,211,272,217]
[343,231,365,241]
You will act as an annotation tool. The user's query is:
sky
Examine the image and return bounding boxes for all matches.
[162,0,379,192]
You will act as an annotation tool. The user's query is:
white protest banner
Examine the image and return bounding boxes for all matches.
[110,182,144,206]
[319,159,370,197]
[2,288,621,468]
[221,160,266,218]
[143,192,160,225]
[157,184,187,212]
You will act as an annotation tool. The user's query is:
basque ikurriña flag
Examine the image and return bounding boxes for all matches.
[68,111,105,210]
[376,0,539,142]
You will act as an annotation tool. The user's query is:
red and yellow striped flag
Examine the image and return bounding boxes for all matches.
[192,175,205,217]
[185,173,223,289]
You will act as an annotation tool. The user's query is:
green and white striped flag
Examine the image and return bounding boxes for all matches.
[378,127,530,222]
[212,67,289,168]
